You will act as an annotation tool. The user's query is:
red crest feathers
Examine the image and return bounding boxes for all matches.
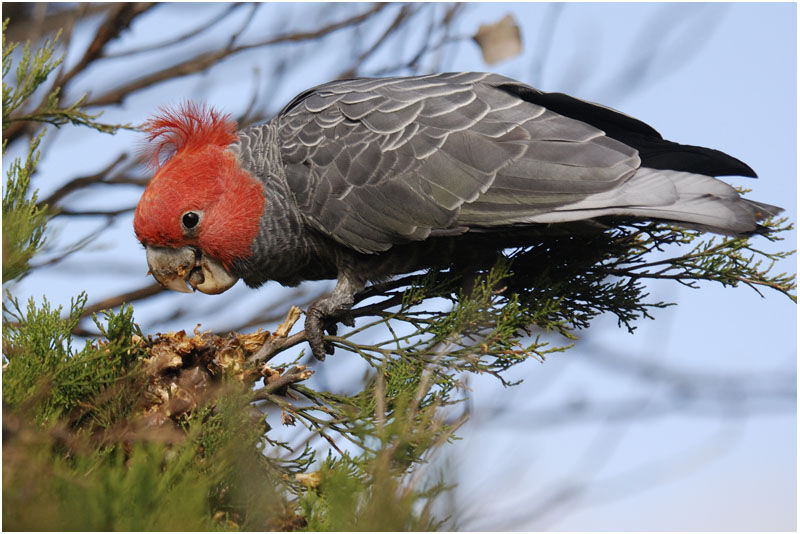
[142,102,238,169]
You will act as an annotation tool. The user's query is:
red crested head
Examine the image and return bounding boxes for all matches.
[141,101,239,169]
[134,102,265,269]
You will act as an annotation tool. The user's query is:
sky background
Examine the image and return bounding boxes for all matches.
[4,3,796,530]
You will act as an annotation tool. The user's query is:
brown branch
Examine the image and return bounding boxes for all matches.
[54,207,136,218]
[2,114,34,145]
[84,3,388,107]
[247,329,308,366]
[337,3,416,79]
[79,282,165,319]
[428,3,465,71]
[228,3,262,49]
[237,59,291,128]
[37,153,129,208]
[101,3,244,59]
[252,365,314,399]
[350,294,405,318]
[50,5,86,89]
[4,4,110,43]
[353,272,434,304]
[55,3,157,89]
[256,2,387,44]
[30,222,113,270]
[373,3,466,75]
[105,175,149,186]
[86,49,236,107]
[247,306,307,365]
[5,281,163,335]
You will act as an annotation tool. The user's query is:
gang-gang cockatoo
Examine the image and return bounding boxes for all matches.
[134,72,782,360]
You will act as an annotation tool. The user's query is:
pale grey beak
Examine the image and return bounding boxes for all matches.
[145,245,239,295]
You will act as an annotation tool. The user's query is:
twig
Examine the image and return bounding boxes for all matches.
[247,307,306,365]
[37,153,129,208]
[85,3,388,107]
[337,4,416,79]
[4,4,109,43]
[54,207,135,217]
[79,282,165,319]
[30,221,113,270]
[101,3,243,59]
[55,3,156,89]
[252,365,314,399]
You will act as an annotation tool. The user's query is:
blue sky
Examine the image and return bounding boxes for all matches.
[5,3,796,530]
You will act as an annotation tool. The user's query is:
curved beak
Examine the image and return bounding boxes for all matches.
[145,245,239,295]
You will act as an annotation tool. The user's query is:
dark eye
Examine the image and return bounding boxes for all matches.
[182,211,200,229]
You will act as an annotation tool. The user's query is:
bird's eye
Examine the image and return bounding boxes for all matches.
[182,211,200,229]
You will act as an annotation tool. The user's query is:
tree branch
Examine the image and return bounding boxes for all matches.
[79,282,165,319]
[84,3,388,108]
[55,3,157,89]
[101,3,243,59]
[37,153,130,209]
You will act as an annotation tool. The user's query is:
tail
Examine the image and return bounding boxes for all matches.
[525,167,783,236]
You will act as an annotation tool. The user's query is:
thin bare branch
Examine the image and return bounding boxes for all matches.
[55,3,157,89]
[84,3,388,107]
[247,331,308,366]
[338,4,417,79]
[101,3,244,59]
[31,222,114,270]
[37,153,129,208]
[54,207,135,217]
[4,4,109,43]
[79,282,165,319]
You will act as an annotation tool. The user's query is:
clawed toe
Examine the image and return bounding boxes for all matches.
[304,310,329,361]
[303,275,363,360]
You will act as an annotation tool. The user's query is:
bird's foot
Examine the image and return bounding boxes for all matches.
[305,304,356,361]
[304,273,363,360]
[305,306,334,361]
[305,303,355,361]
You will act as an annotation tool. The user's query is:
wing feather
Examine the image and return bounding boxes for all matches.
[277,72,642,253]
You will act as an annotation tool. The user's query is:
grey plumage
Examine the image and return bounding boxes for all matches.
[225,72,781,359]
[253,73,776,255]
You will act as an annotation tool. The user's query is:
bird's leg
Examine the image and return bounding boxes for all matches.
[305,272,364,361]
[454,251,495,298]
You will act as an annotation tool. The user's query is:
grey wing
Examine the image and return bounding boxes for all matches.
[277,72,640,253]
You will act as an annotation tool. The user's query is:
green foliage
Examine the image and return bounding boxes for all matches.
[295,380,455,531]
[265,219,794,452]
[298,453,443,531]
[3,296,143,426]
[3,436,213,531]
[2,20,132,134]
[1,19,133,283]
[2,294,286,530]
[2,373,286,531]
[2,298,207,531]
[2,129,49,281]
[2,20,62,127]
[2,293,456,530]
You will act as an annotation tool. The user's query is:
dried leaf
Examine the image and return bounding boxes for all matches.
[473,14,522,65]
[275,306,302,337]
[238,329,270,352]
